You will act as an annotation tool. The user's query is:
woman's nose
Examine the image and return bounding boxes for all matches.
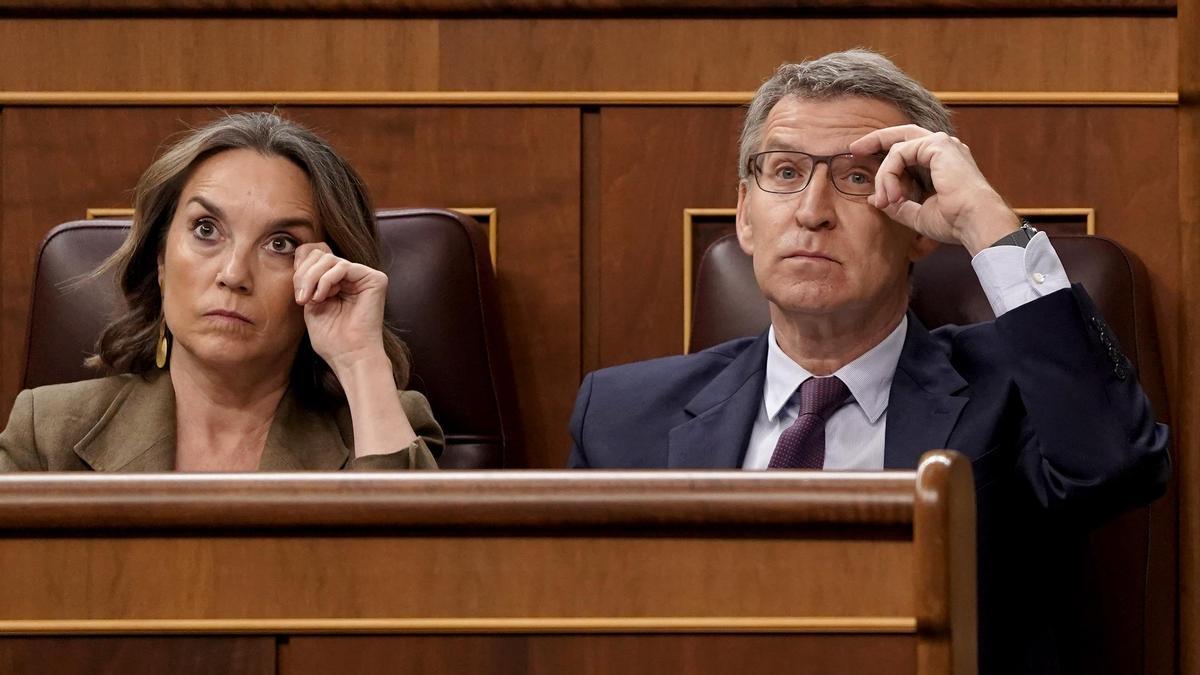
[215,248,253,293]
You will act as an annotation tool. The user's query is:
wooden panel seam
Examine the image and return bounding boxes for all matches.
[0,617,919,634]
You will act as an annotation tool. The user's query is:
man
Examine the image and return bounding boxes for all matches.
[568,50,1169,674]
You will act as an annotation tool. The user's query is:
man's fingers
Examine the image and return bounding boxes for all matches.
[848,124,934,155]
[880,199,922,229]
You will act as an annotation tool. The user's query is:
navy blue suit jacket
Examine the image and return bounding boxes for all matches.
[568,286,1169,674]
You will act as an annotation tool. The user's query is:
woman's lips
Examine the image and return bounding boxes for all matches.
[204,309,253,324]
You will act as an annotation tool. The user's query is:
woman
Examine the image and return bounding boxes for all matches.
[0,112,440,471]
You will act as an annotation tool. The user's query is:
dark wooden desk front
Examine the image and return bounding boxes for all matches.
[0,451,975,674]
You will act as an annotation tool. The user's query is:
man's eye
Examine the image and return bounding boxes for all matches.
[192,219,218,240]
[846,171,871,185]
[776,166,799,180]
[267,235,299,255]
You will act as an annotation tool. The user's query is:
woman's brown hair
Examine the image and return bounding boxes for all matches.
[89,112,410,406]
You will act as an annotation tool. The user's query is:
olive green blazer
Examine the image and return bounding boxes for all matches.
[0,372,441,471]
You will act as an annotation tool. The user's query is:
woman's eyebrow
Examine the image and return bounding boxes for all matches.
[269,218,316,234]
[186,195,315,234]
[187,195,226,221]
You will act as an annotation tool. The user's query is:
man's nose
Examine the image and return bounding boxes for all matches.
[792,164,837,231]
[215,246,253,293]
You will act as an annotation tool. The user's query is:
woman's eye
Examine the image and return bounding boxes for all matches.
[267,235,299,255]
[192,219,218,240]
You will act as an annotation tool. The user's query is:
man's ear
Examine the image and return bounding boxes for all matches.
[735,181,754,256]
[907,232,940,263]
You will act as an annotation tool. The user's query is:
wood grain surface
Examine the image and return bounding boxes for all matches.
[0,0,1176,13]
[0,471,917,529]
[0,637,274,675]
[0,17,1176,93]
[277,634,917,675]
[0,535,914,622]
[1177,0,1198,669]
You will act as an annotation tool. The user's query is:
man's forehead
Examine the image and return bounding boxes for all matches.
[760,95,911,151]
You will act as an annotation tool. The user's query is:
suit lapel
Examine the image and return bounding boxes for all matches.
[258,390,351,471]
[73,373,351,472]
[668,334,769,468]
[884,312,969,469]
[74,372,177,472]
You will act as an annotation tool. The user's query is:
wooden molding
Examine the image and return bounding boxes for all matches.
[0,472,920,529]
[84,208,132,219]
[1014,207,1096,235]
[457,207,498,269]
[0,616,918,635]
[0,0,1176,14]
[2,91,1181,107]
[683,207,737,354]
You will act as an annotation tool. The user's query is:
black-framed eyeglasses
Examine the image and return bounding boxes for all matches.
[748,150,884,197]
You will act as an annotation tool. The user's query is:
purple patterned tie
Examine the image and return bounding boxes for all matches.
[768,376,851,469]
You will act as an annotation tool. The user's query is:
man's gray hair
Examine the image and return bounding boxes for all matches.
[737,49,954,180]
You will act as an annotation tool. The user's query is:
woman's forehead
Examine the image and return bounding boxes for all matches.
[177,149,318,229]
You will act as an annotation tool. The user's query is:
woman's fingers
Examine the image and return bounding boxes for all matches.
[295,250,384,305]
[312,260,354,303]
[295,252,339,304]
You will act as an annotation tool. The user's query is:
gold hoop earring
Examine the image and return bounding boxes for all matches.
[155,320,171,368]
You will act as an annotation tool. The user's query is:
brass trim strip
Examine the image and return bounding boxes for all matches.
[2,91,1180,107]
[1014,207,1096,235]
[0,616,918,635]
[85,208,133,219]
[87,206,499,268]
[683,207,737,354]
[457,207,499,269]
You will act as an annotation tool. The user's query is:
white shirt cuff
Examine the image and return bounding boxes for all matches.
[969,231,1071,317]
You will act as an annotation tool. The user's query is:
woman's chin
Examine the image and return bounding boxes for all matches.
[173,338,288,374]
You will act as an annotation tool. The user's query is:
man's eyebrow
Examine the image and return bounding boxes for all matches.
[761,141,805,152]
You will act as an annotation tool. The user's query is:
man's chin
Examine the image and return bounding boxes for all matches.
[766,296,843,319]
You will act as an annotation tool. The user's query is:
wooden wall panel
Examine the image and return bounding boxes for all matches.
[596,107,740,367]
[0,17,1176,93]
[0,637,274,675]
[278,635,916,675]
[0,20,441,91]
[440,18,1176,93]
[0,106,580,469]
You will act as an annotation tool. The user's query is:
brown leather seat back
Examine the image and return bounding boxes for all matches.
[690,233,1175,675]
[23,209,519,469]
